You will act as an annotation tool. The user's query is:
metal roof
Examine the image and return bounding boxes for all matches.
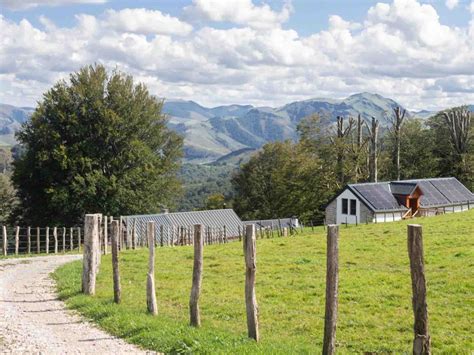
[124,209,244,244]
[344,177,473,212]
[349,182,407,212]
[404,177,474,207]
[390,182,418,196]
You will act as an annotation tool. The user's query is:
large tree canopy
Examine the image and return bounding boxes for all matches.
[12,65,183,225]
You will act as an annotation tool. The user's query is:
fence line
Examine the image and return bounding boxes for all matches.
[0,225,81,256]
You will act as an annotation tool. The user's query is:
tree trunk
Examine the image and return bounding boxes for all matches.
[366,117,379,182]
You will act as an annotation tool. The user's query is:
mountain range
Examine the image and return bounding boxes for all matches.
[1,93,469,163]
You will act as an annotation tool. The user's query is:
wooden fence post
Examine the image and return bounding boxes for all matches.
[407,224,431,355]
[244,224,259,341]
[70,227,73,251]
[82,214,100,295]
[323,225,339,355]
[160,225,164,247]
[77,227,81,252]
[27,227,31,254]
[62,227,66,253]
[190,224,204,327]
[103,216,108,255]
[2,226,7,256]
[36,227,40,253]
[132,219,137,250]
[111,220,121,303]
[53,227,58,254]
[146,221,158,315]
[45,227,50,254]
[15,226,19,255]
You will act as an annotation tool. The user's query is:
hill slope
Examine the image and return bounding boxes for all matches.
[54,210,474,353]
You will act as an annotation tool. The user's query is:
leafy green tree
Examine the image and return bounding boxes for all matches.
[12,65,183,225]
[0,174,16,224]
[232,140,335,223]
[205,193,226,210]
[380,119,438,180]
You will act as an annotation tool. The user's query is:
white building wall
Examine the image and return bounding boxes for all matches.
[374,212,404,223]
[336,189,362,225]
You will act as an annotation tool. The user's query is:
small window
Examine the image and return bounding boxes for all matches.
[350,199,357,215]
[342,198,348,214]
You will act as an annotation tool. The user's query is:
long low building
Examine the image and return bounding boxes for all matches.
[124,209,244,245]
[325,177,474,225]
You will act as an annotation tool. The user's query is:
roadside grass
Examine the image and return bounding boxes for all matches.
[53,210,474,354]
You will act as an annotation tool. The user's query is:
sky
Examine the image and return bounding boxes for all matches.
[0,0,473,110]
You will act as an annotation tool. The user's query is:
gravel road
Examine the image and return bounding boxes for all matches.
[0,255,147,354]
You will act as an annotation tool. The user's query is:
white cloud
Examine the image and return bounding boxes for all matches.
[0,0,473,111]
[184,0,292,30]
[445,0,459,10]
[104,8,193,36]
[0,0,107,10]
[470,1,474,13]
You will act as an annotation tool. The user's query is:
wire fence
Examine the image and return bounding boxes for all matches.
[1,226,81,256]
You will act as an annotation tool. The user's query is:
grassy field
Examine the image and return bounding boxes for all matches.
[53,210,474,354]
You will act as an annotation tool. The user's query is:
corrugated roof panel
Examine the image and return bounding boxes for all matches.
[413,180,451,206]
[351,183,405,211]
[429,178,474,204]
[390,182,418,196]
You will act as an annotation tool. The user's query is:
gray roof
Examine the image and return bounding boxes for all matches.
[404,177,474,207]
[390,182,418,196]
[349,182,407,212]
[346,177,473,212]
[124,209,243,244]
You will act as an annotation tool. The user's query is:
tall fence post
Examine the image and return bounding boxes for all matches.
[407,224,431,355]
[45,227,50,254]
[146,221,158,315]
[131,220,136,250]
[111,220,121,304]
[82,214,100,295]
[323,225,339,355]
[77,227,81,252]
[103,216,108,255]
[244,224,259,341]
[70,227,74,251]
[190,224,204,327]
[15,226,19,255]
[27,227,31,254]
[36,227,40,254]
[2,226,7,256]
[53,227,58,254]
[160,225,164,247]
[62,227,66,253]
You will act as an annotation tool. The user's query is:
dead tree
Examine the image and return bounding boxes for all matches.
[442,107,472,179]
[350,114,368,182]
[389,107,407,181]
[330,116,355,186]
[365,117,379,182]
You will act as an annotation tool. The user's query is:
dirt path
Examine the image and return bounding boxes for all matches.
[0,255,147,354]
